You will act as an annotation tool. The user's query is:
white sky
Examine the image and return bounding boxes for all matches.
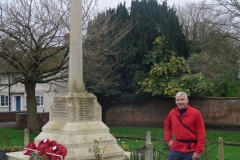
[98,0,198,10]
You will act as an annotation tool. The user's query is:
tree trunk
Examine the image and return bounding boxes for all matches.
[24,81,38,133]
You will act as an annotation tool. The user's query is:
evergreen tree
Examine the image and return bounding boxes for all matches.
[87,0,189,106]
[115,0,189,103]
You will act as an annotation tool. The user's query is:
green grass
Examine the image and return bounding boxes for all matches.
[1,127,240,159]
[206,130,240,142]
[110,127,240,160]
[0,128,39,147]
[110,127,240,142]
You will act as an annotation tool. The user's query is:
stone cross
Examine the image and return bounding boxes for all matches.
[68,0,85,93]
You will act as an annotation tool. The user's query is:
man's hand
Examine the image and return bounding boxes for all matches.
[168,140,173,147]
[192,152,201,160]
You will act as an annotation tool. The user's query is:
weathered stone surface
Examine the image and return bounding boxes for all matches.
[49,92,101,122]
[68,0,85,93]
[6,152,29,160]
[33,93,125,160]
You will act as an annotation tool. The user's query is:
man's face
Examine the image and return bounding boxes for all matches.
[175,94,189,110]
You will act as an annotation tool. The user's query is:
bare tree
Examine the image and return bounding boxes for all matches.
[176,0,240,95]
[83,9,132,92]
[0,0,132,132]
[214,0,240,41]
[176,0,233,50]
[177,0,240,43]
[0,0,70,132]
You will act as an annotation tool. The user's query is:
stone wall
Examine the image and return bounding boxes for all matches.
[104,97,240,129]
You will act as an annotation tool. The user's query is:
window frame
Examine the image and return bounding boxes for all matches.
[36,94,44,107]
[0,95,9,107]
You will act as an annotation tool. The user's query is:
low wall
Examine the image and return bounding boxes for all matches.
[104,97,240,129]
[104,97,174,127]
[193,98,240,129]
[2,97,240,130]
[0,111,26,122]
[16,112,49,130]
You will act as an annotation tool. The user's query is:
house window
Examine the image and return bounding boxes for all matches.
[0,95,8,107]
[36,95,44,107]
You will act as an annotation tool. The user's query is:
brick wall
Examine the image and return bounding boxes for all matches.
[16,112,49,130]
[2,97,240,129]
[0,111,26,122]
[104,97,240,128]
[192,98,240,127]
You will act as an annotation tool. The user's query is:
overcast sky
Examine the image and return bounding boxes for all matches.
[97,0,198,10]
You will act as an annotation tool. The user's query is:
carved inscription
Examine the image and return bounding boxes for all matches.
[79,101,89,120]
[52,99,68,120]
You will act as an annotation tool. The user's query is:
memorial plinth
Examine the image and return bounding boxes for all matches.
[7,92,125,160]
[34,92,125,160]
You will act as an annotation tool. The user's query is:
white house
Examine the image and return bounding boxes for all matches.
[0,79,63,113]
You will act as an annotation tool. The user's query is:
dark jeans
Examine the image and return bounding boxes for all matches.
[168,150,194,160]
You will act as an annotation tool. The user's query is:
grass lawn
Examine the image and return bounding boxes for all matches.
[0,128,38,147]
[110,127,240,160]
[1,127,240,159]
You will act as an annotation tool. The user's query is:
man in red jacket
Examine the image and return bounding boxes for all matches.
[164,91,206,160]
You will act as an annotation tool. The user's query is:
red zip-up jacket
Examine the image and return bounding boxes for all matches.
[164,105,206,154]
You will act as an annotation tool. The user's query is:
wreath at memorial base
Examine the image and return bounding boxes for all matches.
[24,138,67,160]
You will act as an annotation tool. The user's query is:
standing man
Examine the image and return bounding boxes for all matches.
[164,91,206,160]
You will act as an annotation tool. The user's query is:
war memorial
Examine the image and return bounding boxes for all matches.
[6,0,125,159]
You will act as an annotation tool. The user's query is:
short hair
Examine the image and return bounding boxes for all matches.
[176,91,188,99]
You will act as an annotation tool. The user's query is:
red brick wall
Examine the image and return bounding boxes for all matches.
[16,112,49,130]
[2,97,240,129]
[104,97,240,128]
[104,97,174,127]
[0,111,26,122]
[192,98,240,126]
